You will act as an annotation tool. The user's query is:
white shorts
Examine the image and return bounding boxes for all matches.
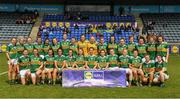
[20,69,30,78]
[8,59,18,65]
[109,67,120,70]
[31,73,36,77]
[45,68,54,72]
[153,72,169,82]
[119,68,132,74]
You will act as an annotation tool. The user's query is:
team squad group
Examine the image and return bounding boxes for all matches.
[6,33,169,87]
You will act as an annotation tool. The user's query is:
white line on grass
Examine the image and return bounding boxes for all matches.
[0,71,8,76]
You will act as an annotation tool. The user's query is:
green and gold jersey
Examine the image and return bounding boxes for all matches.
[142,61,155,73]
[155,62,166,70]
[54,55,66,68]
[129,56,142,68]
[44,55,55,68]
[98,43,107,53]
[119,55,130,68]
[16,44,25,57]
[156,42,168,57]
[18,55,30,70]
[60,40,70,56]
[24,43,34,55]
[69,44,78,56]
[127,42,136,56]
[65,56,76,67]
[108,42,118,54]
[147,43,156,60]
[136,44,147,58]
[6,43,17,59]
[43,44,51,55]
[86,55,97,68]
[107,54,118,67]
[34,43,44,55]
[76,55,86,67]
[51,43,60,55]
[118,44,127,55]
[30,55,43,73]
[97,56,108,68]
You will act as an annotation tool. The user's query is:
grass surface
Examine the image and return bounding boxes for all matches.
[0,53,180,98]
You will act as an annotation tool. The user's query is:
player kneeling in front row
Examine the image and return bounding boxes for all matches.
[139,54,155,87]
[17,49,31,85]
[30,49,43,85]
[129,49,143,86]
[53,48,66,85]
[85,47,98,70]
[97,49,109,70]
[74,48,86,70]
[65,49,76,69]
[119,49,133,87]
[42,49,55,85]
[153,55,169,87]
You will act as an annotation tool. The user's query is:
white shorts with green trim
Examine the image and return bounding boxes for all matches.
[8,59,18,65]
[20,69,30,78]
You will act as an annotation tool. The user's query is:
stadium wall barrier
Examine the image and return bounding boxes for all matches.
[0,4,64,13]
[42,22,135,27]
[0,4,17,12]
[62,70,127,87]
[114,5,180,14]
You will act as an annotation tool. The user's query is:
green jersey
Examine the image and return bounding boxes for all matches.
[69,44,78,56]
[156,42,168,57]
[18,55,30,70]
[127,42,136,56]
[142,61,155,73]
[34,43,44,55]
[6,43,17,59]
[98,43,107,53]
[137,44,147,58]
[86,55,97,68]
[108,42,118,54]
[147,43,156,60]
[107,54,118,67]
[16,44,25,57]
[119,55,130,68]
[65,56,76,67]
[60,40,70,56]
[44,55,55,68]
[30,55,43,73]
[155,61,166,68]
[24,43,34,55]
[51,43,61,55]
[76,55,86,67]
[118,44,127,55]
[97,56,108,68]
[43,44,51,55]
[129,56,142,68]
[54,55,66,68]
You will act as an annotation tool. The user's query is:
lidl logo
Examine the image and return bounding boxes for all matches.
[84,71,104,80]
[84,71,93,79]
[172,46,179,53]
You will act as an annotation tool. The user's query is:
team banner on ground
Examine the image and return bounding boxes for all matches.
[62,70,127,87]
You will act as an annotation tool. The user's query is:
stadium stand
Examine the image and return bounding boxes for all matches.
[0,12,37,44]
[43,14,136,22]
[40,14,139,44]
[140,13,180,43]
